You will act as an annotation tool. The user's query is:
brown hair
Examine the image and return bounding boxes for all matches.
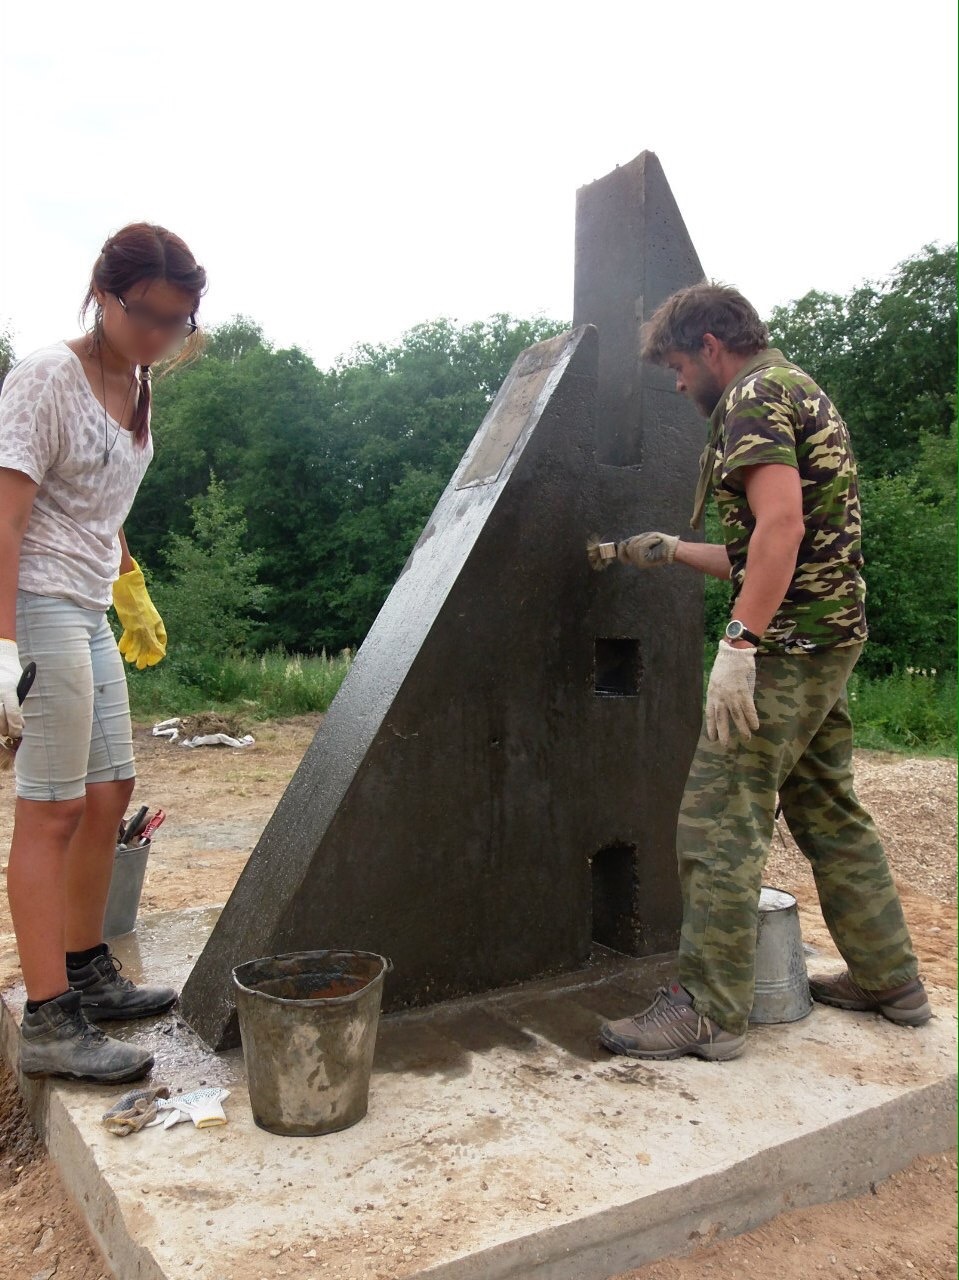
[641,283,768,366]
[80,223,207,445]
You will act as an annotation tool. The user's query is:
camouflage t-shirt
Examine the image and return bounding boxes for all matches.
[710,349,867,654]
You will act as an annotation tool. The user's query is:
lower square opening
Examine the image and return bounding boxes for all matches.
[591,844,637,953]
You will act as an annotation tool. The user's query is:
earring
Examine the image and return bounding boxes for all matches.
[93,303,103,345]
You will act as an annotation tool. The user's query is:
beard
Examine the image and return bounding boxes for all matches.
[692,372,724,417]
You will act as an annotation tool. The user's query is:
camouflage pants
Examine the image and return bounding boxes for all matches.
[677,643,918,1035]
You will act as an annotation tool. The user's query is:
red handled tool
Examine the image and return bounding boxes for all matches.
[137,809,166,844]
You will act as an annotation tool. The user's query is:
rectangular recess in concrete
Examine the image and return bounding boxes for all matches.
[594,637,641,696]
[1,907,955,1280]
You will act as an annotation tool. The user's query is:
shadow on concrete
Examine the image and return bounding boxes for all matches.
[373,948,677,1077]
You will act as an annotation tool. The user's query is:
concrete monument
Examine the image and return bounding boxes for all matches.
[181,151,706,1050]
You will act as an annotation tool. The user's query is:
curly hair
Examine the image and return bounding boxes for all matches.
[641,283,768,364]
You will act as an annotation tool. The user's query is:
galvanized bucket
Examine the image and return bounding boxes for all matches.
[233,949,388,1137]
[748,886,812,1024]
[103,840,151,938]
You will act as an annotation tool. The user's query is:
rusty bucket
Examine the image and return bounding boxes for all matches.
[233,949,388,1137]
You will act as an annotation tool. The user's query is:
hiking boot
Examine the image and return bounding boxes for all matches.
[809,970,932,1027]
[599,980,746,1061]
[20,991,154,1083]
[68,950,178,1022]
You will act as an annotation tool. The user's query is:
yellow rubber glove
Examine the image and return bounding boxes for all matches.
[112,560,167,669]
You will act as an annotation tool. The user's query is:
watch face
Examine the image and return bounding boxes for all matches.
[725,621,743,639]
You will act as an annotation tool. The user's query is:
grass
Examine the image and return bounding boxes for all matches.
[128,645,956,757]
[847,669,956,756]
[126,646,353,723]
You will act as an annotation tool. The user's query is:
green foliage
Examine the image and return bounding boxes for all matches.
[126,647,353,722]
[0,324,14,390]
[702,502,732,644]
[201,315,267,363]
[151,474,270,654]
[762,246,958,677]
[768,243,957,479]
[857,462,957,676]
[132,312,567,652]
[848,669,956,755]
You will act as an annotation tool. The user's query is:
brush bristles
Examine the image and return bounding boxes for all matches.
[586,536,618,571]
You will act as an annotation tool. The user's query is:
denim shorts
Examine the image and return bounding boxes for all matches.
[14,590,136,802]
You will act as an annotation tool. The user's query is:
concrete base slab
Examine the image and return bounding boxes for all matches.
[1,907,955,1280]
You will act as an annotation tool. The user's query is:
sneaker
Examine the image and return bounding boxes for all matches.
[20,991,154,1083]
[68,951,178,1022]
[809,971,932,1027]
[599,980,747,1061]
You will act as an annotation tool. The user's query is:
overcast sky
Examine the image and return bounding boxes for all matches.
[2,0,956,368]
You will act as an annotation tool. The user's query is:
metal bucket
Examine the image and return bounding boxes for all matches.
[748,886,812,1024]
[233,949,388,1137]
[103,840,151,939]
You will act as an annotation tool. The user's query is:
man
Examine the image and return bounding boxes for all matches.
[597,283,930,1062]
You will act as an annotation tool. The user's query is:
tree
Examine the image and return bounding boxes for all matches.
[153,474,269,655]
[131,311,567,652]
[202,315,267,363]
[858,465,957,675]
[768,244,957,478]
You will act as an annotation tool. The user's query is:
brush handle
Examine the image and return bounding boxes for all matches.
[16,663,36,704]
[123,805,150,844]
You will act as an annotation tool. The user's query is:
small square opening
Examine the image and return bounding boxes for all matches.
[594,637,641,697]
[591,844,637,953]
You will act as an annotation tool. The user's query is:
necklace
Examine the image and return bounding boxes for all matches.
[99,350,138,466]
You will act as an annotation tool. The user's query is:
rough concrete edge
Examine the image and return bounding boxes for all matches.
[411,1075,958,1280]
[0,993,163,1280]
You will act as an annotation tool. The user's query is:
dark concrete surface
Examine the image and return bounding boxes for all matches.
[182,152,708,1051]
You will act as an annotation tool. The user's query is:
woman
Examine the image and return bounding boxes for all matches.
[0,224,207,1083]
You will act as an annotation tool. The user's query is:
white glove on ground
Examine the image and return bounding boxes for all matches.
[148,1087,230,1129]
[617,532,680,568]
[0,639,24,741]
[706,643,760,747]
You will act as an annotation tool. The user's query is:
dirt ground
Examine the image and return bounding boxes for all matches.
[0,719,954,1280]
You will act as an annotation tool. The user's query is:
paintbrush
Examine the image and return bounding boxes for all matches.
[0,663,36,773]
[586,535,619,571]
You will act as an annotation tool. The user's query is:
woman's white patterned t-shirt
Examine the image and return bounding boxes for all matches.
[0,342,154,611]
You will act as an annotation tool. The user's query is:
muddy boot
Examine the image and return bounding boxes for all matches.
[68,948,178,1022]
[599,980,747,1061]
[809,971,932,1026]
[20,991,154,1083]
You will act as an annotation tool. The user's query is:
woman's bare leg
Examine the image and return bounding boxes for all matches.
[7,796,85,1002]
[64,778,135,952]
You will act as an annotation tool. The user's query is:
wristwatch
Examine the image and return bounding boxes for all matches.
[725,619,762,646]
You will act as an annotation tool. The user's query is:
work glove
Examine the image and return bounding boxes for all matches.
[617,532,679,569]
[102,1083,171,1137]
[0,639,24,741]
[112,559,167,669]
[706,642,760,748]
[148,1087,230,1130]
